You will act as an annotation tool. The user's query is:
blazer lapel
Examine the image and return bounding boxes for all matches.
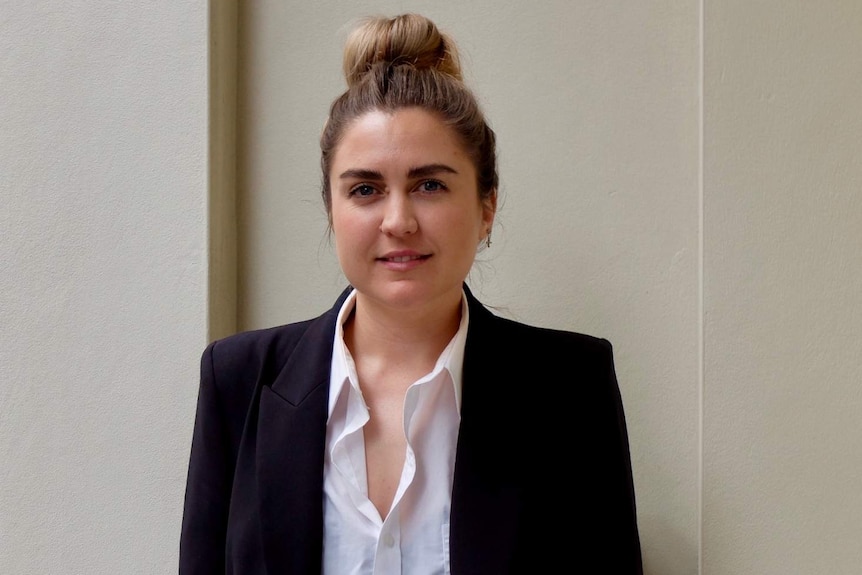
[255,288,351,574]
[251,285,519,574]
[450,286,522,574]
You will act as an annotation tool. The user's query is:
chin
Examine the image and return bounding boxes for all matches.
[359,280,455,311]
[374,283,432,308]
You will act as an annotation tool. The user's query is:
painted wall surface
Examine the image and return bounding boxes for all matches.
[703,1,862,573]
[3,0,859,573]
[0,3,207,573]
[237,2,700,573]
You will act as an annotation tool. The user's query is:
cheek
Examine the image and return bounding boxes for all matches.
[447,204,485,238]
[331,209,377,254]
[432,208,484,251]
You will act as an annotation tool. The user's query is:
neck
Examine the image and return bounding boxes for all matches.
[345,290,462,368]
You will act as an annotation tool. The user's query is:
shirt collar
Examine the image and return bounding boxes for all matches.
[328,288,469,417]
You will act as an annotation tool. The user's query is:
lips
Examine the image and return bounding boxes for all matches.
[377,250,430,262]
[377,250,431,270]
[382,254,427,263]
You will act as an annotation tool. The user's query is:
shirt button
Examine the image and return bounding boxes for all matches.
[383,534,395,547]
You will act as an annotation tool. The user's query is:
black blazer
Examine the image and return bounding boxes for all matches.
[180,286,642,574]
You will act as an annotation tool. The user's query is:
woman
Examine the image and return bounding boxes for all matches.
[180,13,642,574]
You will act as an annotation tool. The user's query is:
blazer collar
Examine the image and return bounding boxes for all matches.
[450,284,523,573]
[256,287,350,574]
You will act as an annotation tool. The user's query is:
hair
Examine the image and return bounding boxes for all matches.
[320,13,498,216]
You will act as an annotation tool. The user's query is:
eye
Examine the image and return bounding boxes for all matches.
[348,184,377,198]
[417,180,446,193]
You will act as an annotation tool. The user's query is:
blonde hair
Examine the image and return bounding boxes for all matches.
[320,13,498,214]
[342,14,462,87]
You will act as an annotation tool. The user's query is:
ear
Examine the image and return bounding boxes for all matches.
[481,189,497,231]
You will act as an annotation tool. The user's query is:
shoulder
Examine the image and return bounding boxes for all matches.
[488,312,611,349]
[197,294,347,415]
[203,287,351,380]
[464,295,619,417]
[196,319,324,415]
[488,315,615,387]
[205,318,320,375]
[468,294,614,365]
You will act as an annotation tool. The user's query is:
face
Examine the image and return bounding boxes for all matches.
[329,107,495,314]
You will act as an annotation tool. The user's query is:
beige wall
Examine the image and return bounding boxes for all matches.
[2,1,859,573]
[703,1,862,573]
[0,2,207,572]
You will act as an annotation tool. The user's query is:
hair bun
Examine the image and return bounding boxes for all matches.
[343,13,462,87]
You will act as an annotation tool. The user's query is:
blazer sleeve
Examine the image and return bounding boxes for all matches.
[532,335,642,572]
[179,342,231,574]
[533,336,643,572]
[455,298,643,573]
[601,339,643,574]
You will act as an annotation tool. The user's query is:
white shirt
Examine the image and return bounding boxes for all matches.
[322,289,468,575]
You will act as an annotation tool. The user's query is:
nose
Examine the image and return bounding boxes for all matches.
[380,193,418,237]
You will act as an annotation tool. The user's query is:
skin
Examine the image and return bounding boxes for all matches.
[328,106,495,517]
[329,106,495,322]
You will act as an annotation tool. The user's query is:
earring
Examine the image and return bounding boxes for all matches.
[485,231,492,248]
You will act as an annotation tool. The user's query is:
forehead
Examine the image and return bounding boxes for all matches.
[331,108,474,175]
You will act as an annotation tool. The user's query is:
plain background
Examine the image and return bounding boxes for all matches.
[2,1,860,574]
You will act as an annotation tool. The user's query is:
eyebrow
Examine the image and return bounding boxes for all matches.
[338,163,458,181]
[409,164,458,178]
